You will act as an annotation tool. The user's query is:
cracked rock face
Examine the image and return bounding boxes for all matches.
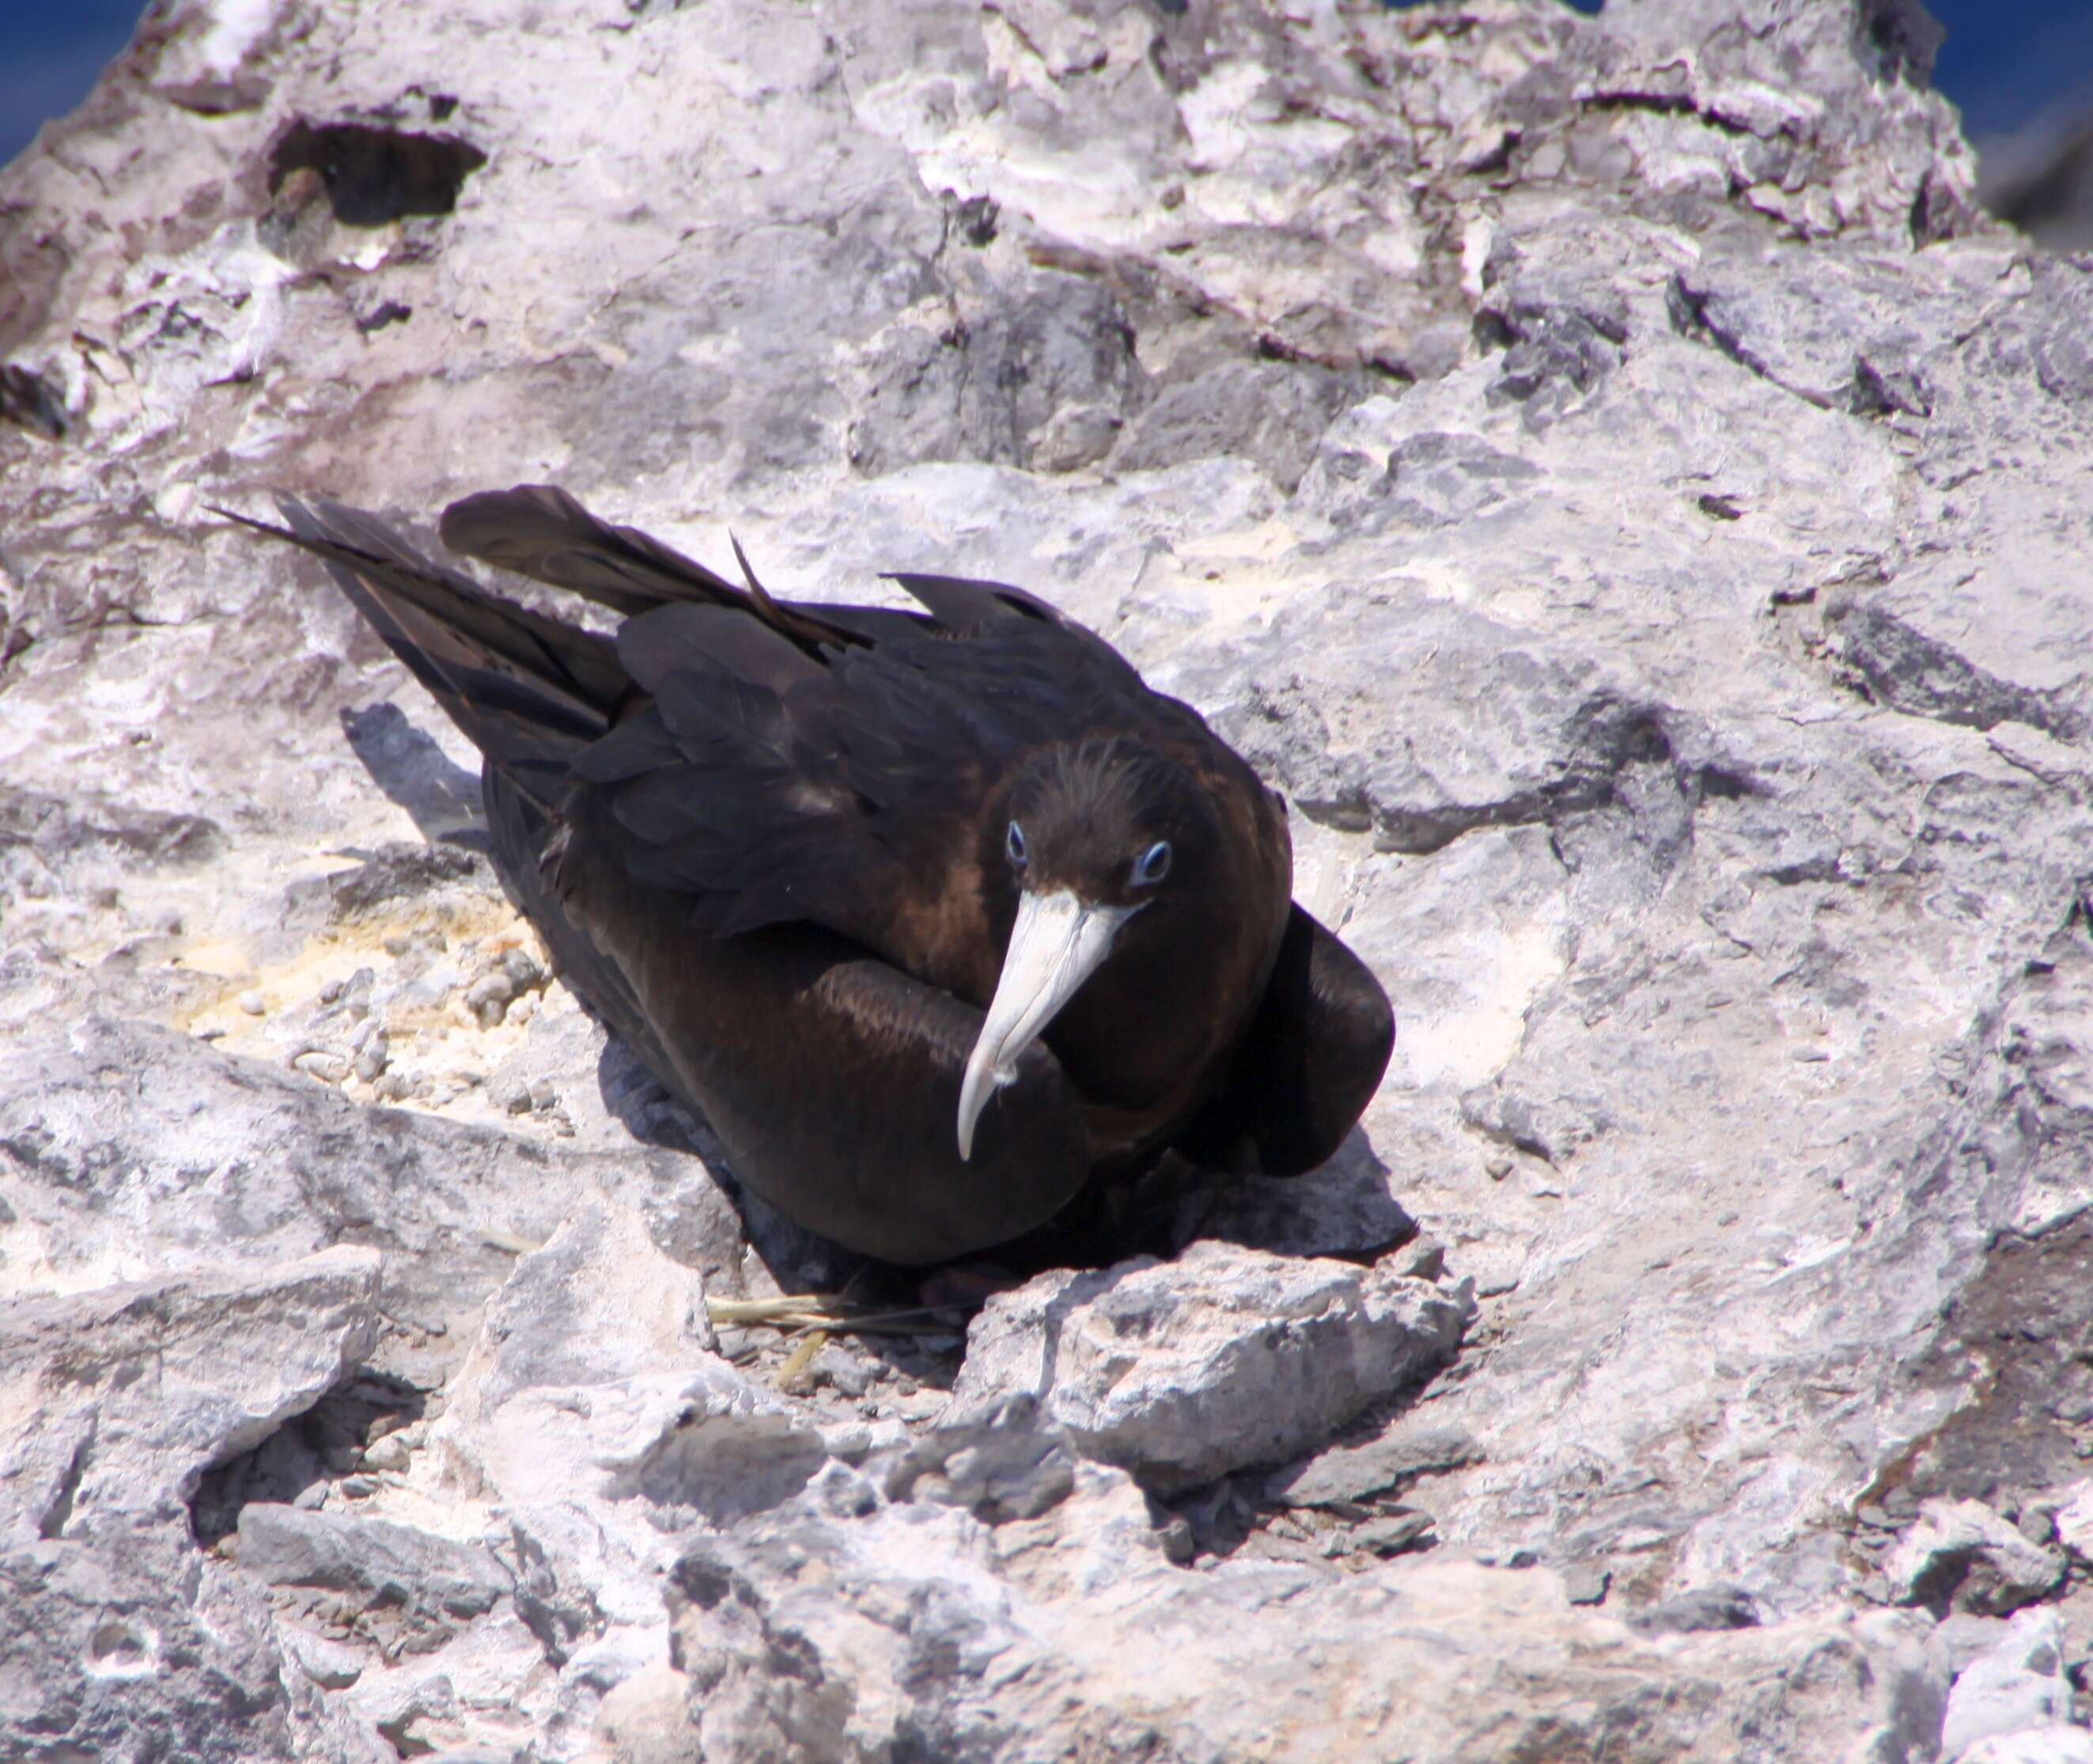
[4,0,2093,1757]
[950,1242,1471,1492]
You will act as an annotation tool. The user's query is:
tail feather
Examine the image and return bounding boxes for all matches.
[280,497,630,713]
[439,483,740,615]
[438,484,865,657]
[220,498,627,807]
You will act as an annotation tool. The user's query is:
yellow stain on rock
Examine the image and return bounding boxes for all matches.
[174,889,558,1124]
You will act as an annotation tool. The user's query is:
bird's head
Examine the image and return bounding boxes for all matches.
[957,736,1217,1160]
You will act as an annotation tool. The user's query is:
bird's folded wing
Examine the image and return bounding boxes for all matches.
[1168,902,1396,1178]
[527,777,1096,1264]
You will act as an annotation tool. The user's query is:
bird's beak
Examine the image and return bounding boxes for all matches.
[957,888,1136,1160]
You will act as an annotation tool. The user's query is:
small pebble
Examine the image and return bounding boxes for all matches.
[238,990,267,1016]
[1353,1512,1433,1557]
[340,968,375,1020]
[352,1028,389,1084]
[1394,1238,1445,1281]
[2018,1506,2059,1547]
[713,1328,759,1362]
[289,1632,363,1691]
[821,1423,872,1463]
[811,1462,879,1519]
[501,948,544,989]
[891,1387,947,1422]
[490,1075,533,1115]
[361,1436,410,1473]
[1563,1564,1611,1606]
[339,1475,379,1499]
[465,974,514,1028]
[1485,1157,1512,1181]
[812,1347,876,1398]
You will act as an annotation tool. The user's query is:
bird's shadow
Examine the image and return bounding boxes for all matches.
[1194,1130,1416,1265]
[340,702,491,851]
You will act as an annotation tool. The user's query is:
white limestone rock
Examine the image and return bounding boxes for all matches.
[950,1242,1471,1491]
[236,1505,510,1656]
[0,1249,387,1762]
[664,1455,1953,1764]
[1957,1732,2093,1764]
[1889,1501,2068,1619]
[2053,1481,2093,1564]
[0,1247,383,1541]
[1940,1608,2072,1762]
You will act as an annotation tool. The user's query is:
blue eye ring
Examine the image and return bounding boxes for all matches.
[1006,821,1028,868]
[1134,840,1171,886]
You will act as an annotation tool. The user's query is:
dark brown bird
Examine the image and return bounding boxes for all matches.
[225,488,1395,1264]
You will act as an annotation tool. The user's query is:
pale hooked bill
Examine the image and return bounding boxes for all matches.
[956,888,1140,1160]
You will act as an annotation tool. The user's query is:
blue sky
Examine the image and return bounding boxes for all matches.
[1,1,2088,176]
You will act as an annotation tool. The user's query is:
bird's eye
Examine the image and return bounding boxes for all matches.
[1134,840,1172,886]
[1006,821,1028,869]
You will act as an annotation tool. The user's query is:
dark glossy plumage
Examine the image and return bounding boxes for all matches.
[228,486,1395,1263]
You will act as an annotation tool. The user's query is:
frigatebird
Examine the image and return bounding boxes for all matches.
[227,488,1395,1264]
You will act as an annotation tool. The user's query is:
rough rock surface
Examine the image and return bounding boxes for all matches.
[950,1241,1471,1490]
[1941,1609,2076,1762]
[1890,1500,2070,1619]
[3,0,2093,1757]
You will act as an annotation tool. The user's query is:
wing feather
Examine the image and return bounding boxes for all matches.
[237,487,1186,977]
[441,484,862,654]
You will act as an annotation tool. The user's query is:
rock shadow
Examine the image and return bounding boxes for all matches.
[271,120,486,226]
[189,1369,425,1548]
[1153,1360,1472,1574]
[1196,1126,1416,1264]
